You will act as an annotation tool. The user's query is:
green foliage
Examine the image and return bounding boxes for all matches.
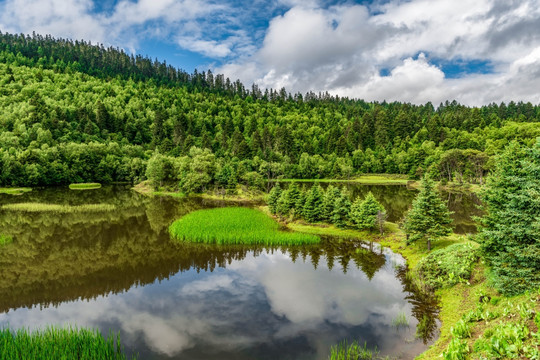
[0,326,135,359]
[169,207,320,245]
[450,319,471,339]
[478,139,540,295]
[303,185,324,222]
[482,322,530,359]
[0,234,13,246]
[268,183,282,214]
[403,177,453,250]
[0,187,32,195]
[1,203,116,213]
[349,192,384,230]
[442,338,469,360]
[69,183,101,190]
[322,185,341,221]
[416,243,479,289]
[392,312,409,328]
[332,189,351,228]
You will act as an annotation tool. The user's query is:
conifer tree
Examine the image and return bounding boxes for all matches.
[403,177,452,250]
[478,140,540,295]
[322,185,341,221]
[332,189,351,228]
[268,183,282,215]
[303,185,324,222]
[276,189,291,217]
[287,183,302,217]
[294,186,307,218]
[349,192,385,231]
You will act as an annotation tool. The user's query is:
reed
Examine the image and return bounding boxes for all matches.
[329,341,380,360]
[69,183,102,190]
[169,207,320,245]
[392,312,410,328]
[1,203,116,213]
[0,326,135,359]
[0,234,13,245]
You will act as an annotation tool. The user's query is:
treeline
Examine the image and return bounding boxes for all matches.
[1,32,540,187]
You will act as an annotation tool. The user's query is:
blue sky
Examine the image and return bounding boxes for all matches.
[1,0,540,105]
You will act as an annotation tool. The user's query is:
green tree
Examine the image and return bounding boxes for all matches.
[403,177,452,250]
[303,185,324,222]
[478,140,540,295]
[145,152,168,189]
[332,189,351,228]
[349,192,385,231]
[268,183,282,215]
[322,185,341,221]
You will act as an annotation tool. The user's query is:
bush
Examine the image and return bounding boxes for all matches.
[416,243,479,289]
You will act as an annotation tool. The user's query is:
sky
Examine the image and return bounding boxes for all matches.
[1,0,540,105]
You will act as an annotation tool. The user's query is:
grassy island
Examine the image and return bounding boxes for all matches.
[0,326,134,360]
[169,207,320,245]
[0,187,32,195]
[69,183,102,190]
[1,203,116,213]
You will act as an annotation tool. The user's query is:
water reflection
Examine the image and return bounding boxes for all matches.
[0,186,438,359]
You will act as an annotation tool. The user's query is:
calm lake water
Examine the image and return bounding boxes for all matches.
[0,184,473,359]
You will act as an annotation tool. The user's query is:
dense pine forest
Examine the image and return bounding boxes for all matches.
[1,31,540,189]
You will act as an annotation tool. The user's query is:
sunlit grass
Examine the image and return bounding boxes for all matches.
[69,183,102,190]
[1,203,116,213]
[169,207,320,245]
[329,341,382,360]
[0,187,32,195]
[0,234,13,245]
[0,326,135,359]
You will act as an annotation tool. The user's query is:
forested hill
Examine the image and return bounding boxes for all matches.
[0,31,539,189]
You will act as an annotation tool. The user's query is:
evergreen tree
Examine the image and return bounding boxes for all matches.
[303,185,324,222]
[268,183,282,215]
[332,190,351,228]
[403,177,452,250]
[478,140,540,295]
[276,189,291,217]
[349,192,385,231]
[294,187,307,218]
[286,183,302,217]
[321,185,341,221]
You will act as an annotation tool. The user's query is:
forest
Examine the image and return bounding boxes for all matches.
[1,32,540,189]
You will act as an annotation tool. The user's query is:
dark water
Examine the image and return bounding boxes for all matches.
[278,182,483,234]
[0,186,442,359]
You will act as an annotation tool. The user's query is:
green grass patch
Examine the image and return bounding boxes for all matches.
[1,203,116,213]
[0,234,13,245]
[416,243,480,290]
[169,207,320,245]
[0,326,135,359]
[0,187,32,195]
[329,341,383,360]
[275,174,409,185]
[392,312,410,328]
[69,183,102,190]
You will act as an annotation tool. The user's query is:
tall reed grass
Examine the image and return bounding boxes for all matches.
[169,207,320,245]
[329,341,381,360]
[69,183,102,190]
[0,326,135,359]
[1,203,116,213]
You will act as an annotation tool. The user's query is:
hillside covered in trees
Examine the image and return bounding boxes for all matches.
[1,31,540,189]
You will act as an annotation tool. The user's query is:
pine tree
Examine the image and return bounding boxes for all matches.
[287,183,302,217]
[478,140,540,295]
[268,183,282,215]
[349,192,385,231]
[332,190,351,228]
[276,189,291,217]
[294,186,307,218]
[403,177,452,250]
[303,185,324,222]
[322,185,341,221]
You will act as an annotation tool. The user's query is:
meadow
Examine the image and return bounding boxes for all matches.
[0,326,135,360]
[169,207,320,245]
[69,183,102,190]
[1,203,116,213]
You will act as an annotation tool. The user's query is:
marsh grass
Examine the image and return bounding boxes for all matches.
[0,326,135,359]
[329,341,383,360]
[0,234,13,245]
[392,312,410,328]
[0,187,32,195]
[1,203,116,213]
[169,207,320,245]
[69,183,102,190]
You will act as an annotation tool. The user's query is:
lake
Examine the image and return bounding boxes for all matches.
[0,184,467,359]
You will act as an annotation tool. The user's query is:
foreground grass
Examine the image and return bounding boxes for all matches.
[1,203,116,213]
[0,187,32,195]
[69,183,102,190]
[329,341,385,360]
[170,207,320,245]
[0,326,135,359]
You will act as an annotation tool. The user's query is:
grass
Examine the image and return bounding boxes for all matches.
[0,187,32,195]
[275,174,409,185]
[329,341,386,360]
[169,207,320,245]
[69,183,102,190]
[0,326,135,359]
[392,312,410,328]
[1,203,116,213]
[0,234,13,245]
